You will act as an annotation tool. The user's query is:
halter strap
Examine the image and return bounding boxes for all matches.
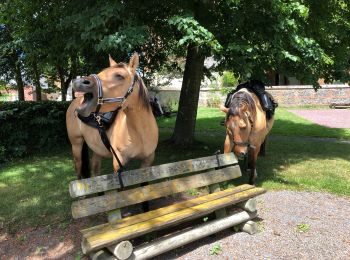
[90,74,136,107]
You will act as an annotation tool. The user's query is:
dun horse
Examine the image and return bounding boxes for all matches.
[66,53,158,180]
[220,85,276,185]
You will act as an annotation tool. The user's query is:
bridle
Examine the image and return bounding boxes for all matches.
[229,111,256,150]
[89,73,138,189]
[91,73,136,114]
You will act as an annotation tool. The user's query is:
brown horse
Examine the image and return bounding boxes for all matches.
[66,53,158,179]
[220,88,275,185]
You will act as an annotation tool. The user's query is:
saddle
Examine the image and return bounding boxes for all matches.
[224,80,278,120]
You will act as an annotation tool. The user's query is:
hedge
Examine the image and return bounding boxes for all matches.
[0,101,71,162]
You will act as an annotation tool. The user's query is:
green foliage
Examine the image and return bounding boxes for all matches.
[296,223,310,233]
[168,15,222,53]
[220,71,239,94]
[187,188,199,196]
[210,243,222,255]
[0,101,70,161]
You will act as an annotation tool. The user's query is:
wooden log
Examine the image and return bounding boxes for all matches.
[237,198,257,213]
[81,187,266,254]
[81,185,254,238]
[89,248,116,260]
[239,220,258,235]
[69,153,238,198]
[208,183,227,219]
[72,165,242,219]
[107,241,133,260]
[130,210,257,260]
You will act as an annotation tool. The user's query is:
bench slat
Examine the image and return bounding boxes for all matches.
[81,184,254,238]
[81,187,266,254]
[72,165,242,219]
[69,153,238,198]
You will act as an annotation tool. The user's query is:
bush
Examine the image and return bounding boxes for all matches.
[0,101,70,161]
[221,71,239,94]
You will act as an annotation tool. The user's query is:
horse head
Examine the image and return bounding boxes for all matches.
[220,90,256,159]
[73,53,141,116]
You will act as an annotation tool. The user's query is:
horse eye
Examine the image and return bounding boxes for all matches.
[114,74,124,80]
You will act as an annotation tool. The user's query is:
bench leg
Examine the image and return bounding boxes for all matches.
[107,241,133,260]
[239,220,258,235]
[89,248,116,260]
[237,198,257,213]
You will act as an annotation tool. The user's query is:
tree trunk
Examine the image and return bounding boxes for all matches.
[57,66,67,101]
[14,61,25,101]
[32,59,42,101]
[171,44,205,146]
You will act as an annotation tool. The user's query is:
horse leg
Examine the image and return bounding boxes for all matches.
[91,152,102,177]
[71,141,90,179]
[139,152,156,212]
[223,134,234,153]
[140,152,155,168]
[248,147,259,185]
[259,137,267,157]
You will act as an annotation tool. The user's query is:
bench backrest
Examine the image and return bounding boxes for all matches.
[69,153,240,219]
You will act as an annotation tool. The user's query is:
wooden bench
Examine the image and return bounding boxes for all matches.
[69,153,266,260]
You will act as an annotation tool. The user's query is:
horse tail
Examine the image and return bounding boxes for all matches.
[81,142,91,179]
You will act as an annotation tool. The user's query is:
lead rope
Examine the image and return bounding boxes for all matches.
[214,150,221,169]
[93,112,125,189]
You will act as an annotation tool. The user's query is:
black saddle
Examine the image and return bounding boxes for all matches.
[224,80,278,119]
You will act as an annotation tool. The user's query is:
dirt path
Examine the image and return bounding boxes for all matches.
[1,191,349,260]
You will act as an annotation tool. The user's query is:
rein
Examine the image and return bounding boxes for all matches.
[90,73,137,189]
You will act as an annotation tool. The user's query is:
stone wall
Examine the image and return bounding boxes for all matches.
[155,84,350,107]
[265,85,350,106]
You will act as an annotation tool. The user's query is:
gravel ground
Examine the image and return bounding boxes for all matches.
[156,191,350,260]
[1,191,350,259]
[288,109,350,128]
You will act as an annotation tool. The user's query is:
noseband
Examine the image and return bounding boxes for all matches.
[91,73,136,113]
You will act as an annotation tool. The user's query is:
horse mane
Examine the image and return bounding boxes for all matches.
[113,62,150,110]
[227,90,256,120]
[135,75,151,110]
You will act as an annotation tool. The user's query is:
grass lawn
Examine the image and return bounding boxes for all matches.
[1,106,350,232]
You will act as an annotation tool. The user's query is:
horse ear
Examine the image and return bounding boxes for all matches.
[129,53,139,74]
[219,104,229,113]
[109,55,118,67]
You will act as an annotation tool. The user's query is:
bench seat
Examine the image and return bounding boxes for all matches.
[81,184,265,254]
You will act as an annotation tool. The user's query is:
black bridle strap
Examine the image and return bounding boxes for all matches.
[91,74,135,105]
[94,111,124,189]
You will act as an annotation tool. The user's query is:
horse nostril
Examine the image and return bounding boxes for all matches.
[83,79,91,85]
[239,152,246,158]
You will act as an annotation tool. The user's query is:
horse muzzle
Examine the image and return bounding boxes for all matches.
[236,152,247,160]
[73,77,98,117]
